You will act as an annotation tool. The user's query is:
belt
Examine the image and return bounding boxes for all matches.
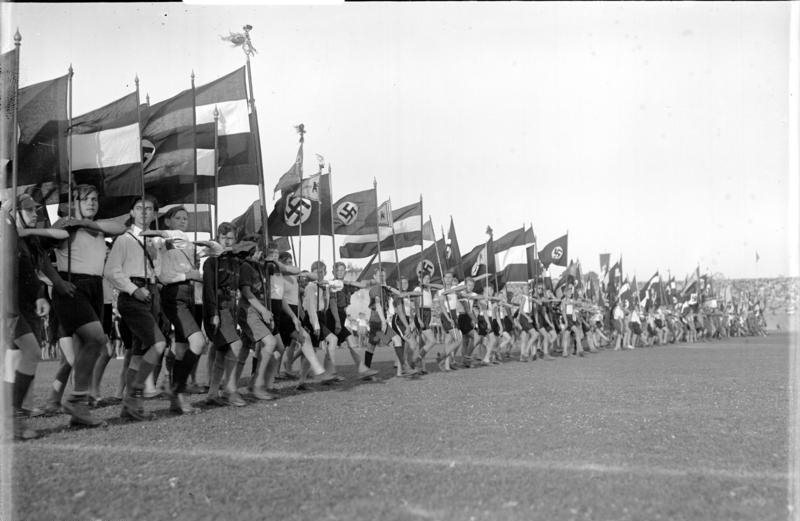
[164,280,192,287]
[130,277,157,287]
[58,272,101,281]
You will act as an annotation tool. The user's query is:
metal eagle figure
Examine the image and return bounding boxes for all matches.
[220,25,257,56]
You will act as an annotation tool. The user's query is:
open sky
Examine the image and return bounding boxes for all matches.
[1,2,793,279]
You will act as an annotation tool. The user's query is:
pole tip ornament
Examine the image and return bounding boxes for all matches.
[220,25,257,56]
[14,29,21,43]
[134,74,139,86]
[191,70,195,80]
[295,123,305,143]
[213,105,220,118]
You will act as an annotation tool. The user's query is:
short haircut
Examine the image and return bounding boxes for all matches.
[129,194,158,212]
[278,251,293,263]
[333,261,346,271]
[311,260,326,272]
[217,222,235,237]
[73,184,99,201]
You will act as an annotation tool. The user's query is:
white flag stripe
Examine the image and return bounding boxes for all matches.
[160,203,213,213]
[197,149,215,176]
[494,243,527,270]
[196,99,249,136]
[72,122,140,170]
[338,215,422,245]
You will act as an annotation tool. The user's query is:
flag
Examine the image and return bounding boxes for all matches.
[556,261,578,289]
[618,277,632,305]
[8,73,69,203]
[267,173,332,236]
[232,199,263,240]
[70,92,141,197]
[339,198,423,259]
[158,203,213,234]
[445,217,464,280]
[681,266,700,298]
[493,226,535,287]
[295,173,321,201]
[526,244,543,281]
[422,218,435,242]
[377,200,392,226]
[599,253,610,276]
[640,271,660,309]
[461,234,495,287]
[273,143,302,194]
[538,233,568,268]
[1,49,18,173]
[607,261,621,303]
[357,239,446,286]
[333,187,376,234]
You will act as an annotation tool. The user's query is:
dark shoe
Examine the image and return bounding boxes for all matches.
[120,396,150,422]
[13,412,40,440]
[21,406,45,418]
[44,389,64,416]
[63,395,106,427]
[251,388,276,401]
[170,393,198,414]
[358,368,379,380]
[316,371,337,384]
[225,391,246,407]
[184,383,205,394]
[296,383,311,391]
[204,395,227,407]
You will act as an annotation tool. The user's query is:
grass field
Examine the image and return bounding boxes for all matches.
[4,331,793,521]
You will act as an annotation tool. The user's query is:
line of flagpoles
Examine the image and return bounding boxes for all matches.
[2,27,731,313]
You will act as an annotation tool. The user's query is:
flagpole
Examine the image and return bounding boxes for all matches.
[432,217,445,283]
[66,64,74,281]
[241,25,269,252]
[488,226,498,292]
[374,177,383,311]
[213,106,220,234]
[190,71,199,245]
[419,194,424,256]
[9,31,21,214]
[296,124,304,268]
[388,198,401,284]
[328,164,336,266]
[316,159,323,276]
[134,74,147,277]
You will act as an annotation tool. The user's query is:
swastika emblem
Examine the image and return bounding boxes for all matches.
[284,195,311,226]
[551,246,564,260]
[417,259,434,279]
[336,202,359,225]
[141,139,156,168]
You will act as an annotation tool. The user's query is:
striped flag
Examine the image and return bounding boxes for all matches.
[493,226,535,287]
[338,198,423,259]
[71,92,141,196]
[7,72,69,203]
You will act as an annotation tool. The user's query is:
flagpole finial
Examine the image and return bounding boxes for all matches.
[295,123,305,144]
[14,29,21,44]
[213,105,220,119]
[134,74,139,87]
[68,63,73,76]
[146,93,150,105]
[191,70,195,81]
[373,177,377,188]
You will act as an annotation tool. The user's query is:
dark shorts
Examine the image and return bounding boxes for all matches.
[441,310,458,333]
[457,313,473,335]
[477,315,490,336]
[103,303,114,338]
[368,320,392,346]
[270,299,282,336]
[238,306,272,344]
[117,288,165,356]
[277,304,299,346]
[414,308,432,330]
[518,313,533,332]
[491,318,501,337]
[581,320,591,333]
[302,312,332,348]
[655,319,664,329]
[391,314,410,338]
[204,303,239,350]
[326,307,351,344]
[502,316,513,333]
[52,273,104,337]
[11,311,38,345]
[630,322,642,335]
[161,282,200,343]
